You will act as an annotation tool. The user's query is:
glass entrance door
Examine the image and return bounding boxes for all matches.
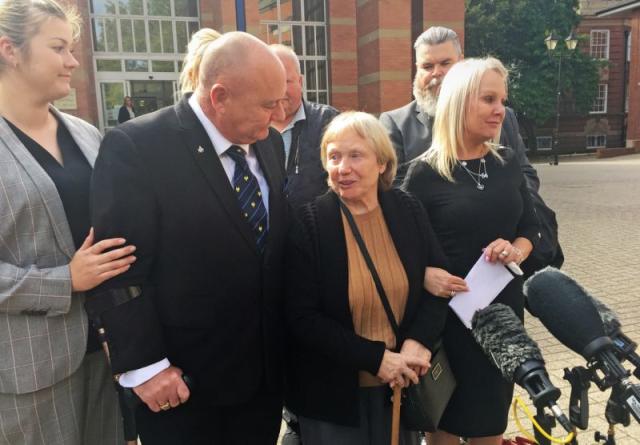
[99,81,126,130]
[130,80,175,116]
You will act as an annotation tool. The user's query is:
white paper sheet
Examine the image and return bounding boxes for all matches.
[448,254,515,329]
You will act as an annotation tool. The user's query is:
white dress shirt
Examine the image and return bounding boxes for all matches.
[119,95,271,388]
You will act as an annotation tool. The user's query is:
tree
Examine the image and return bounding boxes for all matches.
[465,0,601,148]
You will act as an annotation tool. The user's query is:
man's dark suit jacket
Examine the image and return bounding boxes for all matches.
[379,100,540,192]
[88,95,288,406]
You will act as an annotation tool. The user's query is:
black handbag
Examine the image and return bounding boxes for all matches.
[499,115,564,277]
[400,344,456,431]
[339,201,456,432]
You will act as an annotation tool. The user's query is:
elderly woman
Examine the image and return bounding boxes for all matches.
[403,58,539,445]
[0,0,135,443]
[285,111,450,444]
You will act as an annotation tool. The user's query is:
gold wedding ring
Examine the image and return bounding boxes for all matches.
[159,401,171,411]
[500,250,509,257]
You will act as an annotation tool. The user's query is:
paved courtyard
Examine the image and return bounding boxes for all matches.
[505,153,640,444]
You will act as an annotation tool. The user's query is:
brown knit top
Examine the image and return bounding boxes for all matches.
[342,205,409,387]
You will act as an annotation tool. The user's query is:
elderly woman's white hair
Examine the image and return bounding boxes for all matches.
[424,56,508,181]
[320,111,398,190]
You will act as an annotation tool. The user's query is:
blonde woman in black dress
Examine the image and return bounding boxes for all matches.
[404,57,539,445]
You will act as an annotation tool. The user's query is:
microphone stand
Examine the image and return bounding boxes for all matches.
[593,386,626,445]
[532,406,554,445]
[562,336,640,444]
[563,366,590,430]
[584,339,640,424]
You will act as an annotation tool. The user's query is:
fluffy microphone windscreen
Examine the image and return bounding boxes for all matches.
[524,267,606,354]
[591,296,621,336]
[471,303,543,381]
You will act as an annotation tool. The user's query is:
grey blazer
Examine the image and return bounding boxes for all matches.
[379,100,432,171]
[0,107,101,394]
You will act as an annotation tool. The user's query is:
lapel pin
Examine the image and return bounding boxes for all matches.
[197,146,204,153]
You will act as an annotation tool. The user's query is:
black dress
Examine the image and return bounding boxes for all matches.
[403,148,539,437]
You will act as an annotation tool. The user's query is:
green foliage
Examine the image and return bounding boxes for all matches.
[465,0,601,126]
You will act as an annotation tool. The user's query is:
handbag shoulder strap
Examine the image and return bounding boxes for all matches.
[339,201,401,341]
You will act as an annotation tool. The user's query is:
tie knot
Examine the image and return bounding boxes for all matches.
[226,145,247,164]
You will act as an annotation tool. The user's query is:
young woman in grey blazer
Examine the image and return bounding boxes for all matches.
[0,1,135,443]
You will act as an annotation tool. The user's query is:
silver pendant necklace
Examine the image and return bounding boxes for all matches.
[459,158,488,190]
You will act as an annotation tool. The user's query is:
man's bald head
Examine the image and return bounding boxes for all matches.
[197,32,283,95]
[196,32,287,144]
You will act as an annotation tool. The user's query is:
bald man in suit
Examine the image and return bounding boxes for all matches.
[88,32,289,444]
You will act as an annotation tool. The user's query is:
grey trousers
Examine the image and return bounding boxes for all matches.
[0,351,123,445]
[298,386,420,445]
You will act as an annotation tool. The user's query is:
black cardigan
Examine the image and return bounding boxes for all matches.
[284,188,450,426]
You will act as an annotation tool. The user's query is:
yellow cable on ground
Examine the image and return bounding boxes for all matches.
[511,397,576,444]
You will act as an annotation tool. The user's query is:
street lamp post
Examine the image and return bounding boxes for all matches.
[545,32,578,165]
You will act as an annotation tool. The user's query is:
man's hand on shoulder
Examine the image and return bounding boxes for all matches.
[133,366,190,412]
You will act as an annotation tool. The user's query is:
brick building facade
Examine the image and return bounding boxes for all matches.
[596,0,640,149]
[61,0,464,132]
[533,0,635,154]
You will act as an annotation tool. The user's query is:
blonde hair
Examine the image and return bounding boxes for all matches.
[320,111,397,190]
[178,27,221,95]
[0,0,80,72]
[425,57,508,181]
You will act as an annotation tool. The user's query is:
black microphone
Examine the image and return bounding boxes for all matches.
[471,303,572,432]
[579,283,640,377]
[524,267,640,422]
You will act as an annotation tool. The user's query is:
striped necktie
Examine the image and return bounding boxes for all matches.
[226,145,268,252]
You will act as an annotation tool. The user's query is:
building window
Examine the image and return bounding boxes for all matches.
[96,58,123,71]
[536,136,553,151]
[591,84,608,114]
[586,134,607,149]
[259,0,330,105]
[90,0,199,56]
[90,0,200,132]
[590,30,609,60]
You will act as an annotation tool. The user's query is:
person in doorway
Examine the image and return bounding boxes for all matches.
[117,95,135,124]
